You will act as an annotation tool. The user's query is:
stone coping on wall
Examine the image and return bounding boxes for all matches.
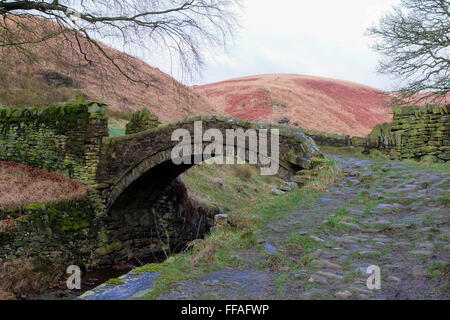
[393,104,449,117]
[0,102,108,123]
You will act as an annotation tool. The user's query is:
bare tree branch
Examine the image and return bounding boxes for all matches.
[367,0,450,106]
[0,0,241,83]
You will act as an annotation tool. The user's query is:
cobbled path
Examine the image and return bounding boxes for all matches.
[158,156,450,300]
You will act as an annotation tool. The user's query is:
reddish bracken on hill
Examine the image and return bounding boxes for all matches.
[193,74,393,137]
[0,161,87,211]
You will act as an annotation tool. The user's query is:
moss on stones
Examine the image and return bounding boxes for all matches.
[96,241,123,256]
[0,190,108,284]
[125,109,161,135]
[105,278,125,286]
[132,263,167,274]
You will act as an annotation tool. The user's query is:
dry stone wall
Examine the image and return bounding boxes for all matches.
[392,105,449,161]
[0,103,108,185]
[367,105,449,161]
[0,181,215,293]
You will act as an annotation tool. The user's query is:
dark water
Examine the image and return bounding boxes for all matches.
[30,253,167,300]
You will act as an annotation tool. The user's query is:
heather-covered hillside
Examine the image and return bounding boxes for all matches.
[194,74,393,136]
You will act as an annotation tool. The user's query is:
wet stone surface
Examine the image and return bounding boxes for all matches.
[80,271,161,300]
[157,271,277,300]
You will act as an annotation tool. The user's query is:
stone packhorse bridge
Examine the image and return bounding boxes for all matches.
[0,103,322,268]
[98,116,322,211]
[0,103,322,211]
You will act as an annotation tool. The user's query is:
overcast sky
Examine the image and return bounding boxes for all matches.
[147,0,401,90]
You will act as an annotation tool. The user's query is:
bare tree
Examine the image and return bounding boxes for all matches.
[367,0,450,105]
[0,0,240,83]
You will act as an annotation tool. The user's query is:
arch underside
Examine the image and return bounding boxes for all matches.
[106,144,296,212]
[104,145,291,264]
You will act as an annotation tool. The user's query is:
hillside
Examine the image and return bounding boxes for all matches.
[0,17,215,123]
[1,19,397,137]
[193,74,393,137]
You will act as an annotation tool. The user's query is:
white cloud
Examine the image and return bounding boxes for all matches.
[198,0,401,90]
[140,0,401,90]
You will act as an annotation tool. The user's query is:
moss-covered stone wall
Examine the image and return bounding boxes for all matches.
[366,105,449,161]
[0,181,214,268]
[0,191,105,271]
[392,105,449,161]
[0,180,215,295]
[0,103,108,185]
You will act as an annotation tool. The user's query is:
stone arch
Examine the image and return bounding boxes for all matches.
[106,149,193,211]
[97,116,322,212]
